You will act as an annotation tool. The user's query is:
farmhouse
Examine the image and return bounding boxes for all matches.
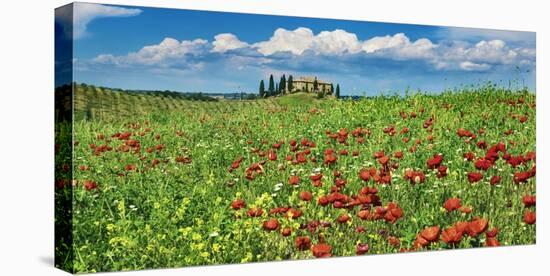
[291,76,333,94]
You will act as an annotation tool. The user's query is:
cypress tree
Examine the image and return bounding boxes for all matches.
[280,74,286,94]
[336,84,340,98]
[259,80,265,98]
[287,75,294,93]
[313,77,318,92]
[268,74,275,95]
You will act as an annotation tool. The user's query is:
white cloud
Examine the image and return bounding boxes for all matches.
[93,37,208,66]
[362,33,410,53]
[254,27,315,55]
[312,29,362,55]
[212,33,248,53]
[73,3,141,39]
[459,61,492,71]
[90,27,535,73]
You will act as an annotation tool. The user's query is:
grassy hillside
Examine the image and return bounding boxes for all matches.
[56,84,536,272]
[73,85,285,121]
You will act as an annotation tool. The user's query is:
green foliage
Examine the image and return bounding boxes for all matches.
[259,80,265,98]
[268,74,275,95]
[63,85,535,273]
[288,75,294,93]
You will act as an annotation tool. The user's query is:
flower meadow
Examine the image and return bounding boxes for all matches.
[55,85,535,273]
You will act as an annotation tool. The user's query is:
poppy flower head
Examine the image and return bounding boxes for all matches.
[288,175,300,185]
[427,154,443,169]
[300,191,313,201]
[443,198,462,212]
[336,213,351,224]
[467,172,483,183]
[263,218,280,231]
[466,217,488,237]
[356,243,369,255]
[231,199,246,210]
[420,226,440,243]
[311,243,332,258]
[281,227,292,237]
[441,226,463,245]
[524,211,536,225]
[485,237,500,247]
[522,195,536,207]
[247,208,264,217]
[295,236,311,250]
[83,180,98,191]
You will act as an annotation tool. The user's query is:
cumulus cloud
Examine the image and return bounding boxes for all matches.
[93,37,209,67]
[459,61,492,71]
[90,27,535,73]
[72,3,142,39]
[212,33,249,53]
[254,27,315,55]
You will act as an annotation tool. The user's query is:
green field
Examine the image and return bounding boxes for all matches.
[56,84,536,273]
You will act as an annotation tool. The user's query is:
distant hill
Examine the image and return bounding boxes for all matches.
[65,83,279,121]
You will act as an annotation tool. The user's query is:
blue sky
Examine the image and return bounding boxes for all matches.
[57,2,536,95]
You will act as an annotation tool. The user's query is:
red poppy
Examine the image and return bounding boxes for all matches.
[490,175,502,185]
[336,213,351,223]
[285,208,303,219]
[318,196,329,206]
[463,152,475,161]
[387,236,400,248]
[310,174,323,182]
[454,221,469,234]
[443,198,462,212]
[359,169,371,182]
[268,150,277,161]
[295,236,311,250]
[357,209,371,220]
[300,191,313,201]
[441,226,463,245]
[176,156,192,164]
[427,154,443,169]
[288,175,300,185]
[420,226,440,243]
[477,140,487,149]
[514,171,532,184]
[486,227,499,238]
[437,165,448,178]
[475,159,493,170]
[459,206,473,214]
[524,211,536,224]
[263,218,279,231]
[281,227,292,237]
[356,243,369,255]
[324,154,337,165]
[384,202,404,223]
[247,208,264,217]
[83,180,98,191]
[467,172,483,183]
[231,199,246,210]
[522,195,536,207]
[404,169,426,185]
[466,218,488,237]
[485,237,500,247]
[311,243,332,258]
[125,164,137,171]
[378,155,390,166]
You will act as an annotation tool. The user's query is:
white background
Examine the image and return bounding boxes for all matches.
[0,0,548,275]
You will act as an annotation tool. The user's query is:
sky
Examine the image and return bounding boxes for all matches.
[56,2,536,95]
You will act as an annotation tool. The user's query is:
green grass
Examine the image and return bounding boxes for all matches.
[56,84,536,273]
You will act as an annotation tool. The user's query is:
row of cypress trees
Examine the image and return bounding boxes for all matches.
[259,74,340,98]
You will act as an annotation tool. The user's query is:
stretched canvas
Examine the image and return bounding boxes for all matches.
[55,2,536,273]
